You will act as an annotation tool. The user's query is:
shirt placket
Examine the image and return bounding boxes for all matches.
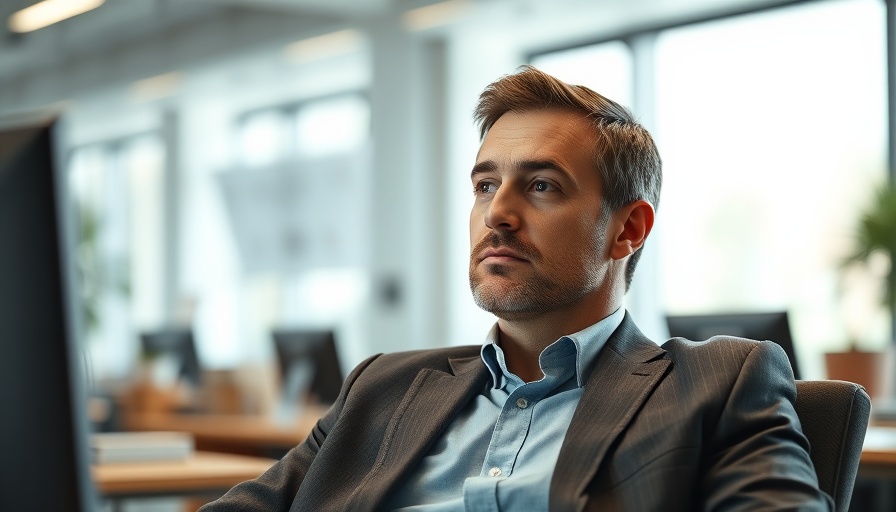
[480,384,538,480]
[463,382,539,512]
[464,338,579,511]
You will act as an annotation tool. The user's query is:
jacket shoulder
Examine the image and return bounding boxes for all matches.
[661,335,762,355]
[660,336,794,380]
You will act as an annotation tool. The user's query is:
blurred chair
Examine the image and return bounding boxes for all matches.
[794,379,871,511]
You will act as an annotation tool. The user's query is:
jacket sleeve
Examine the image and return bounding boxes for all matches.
[198,353,381,512]
[700,341,834,511]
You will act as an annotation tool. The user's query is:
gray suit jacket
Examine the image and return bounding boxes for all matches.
[201,314,832,511]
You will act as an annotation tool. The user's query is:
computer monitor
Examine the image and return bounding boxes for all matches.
[272,329,344,404]
[139,328,202,387]
[665,311,801,380]
[0,116,97,511]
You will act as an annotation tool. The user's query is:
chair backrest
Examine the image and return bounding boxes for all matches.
[794,380,871,512]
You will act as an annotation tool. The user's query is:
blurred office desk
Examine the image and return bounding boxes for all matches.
[121,406,328,457]
[93,451,275,501]
[861,426,896,478]
[855,426,896,511]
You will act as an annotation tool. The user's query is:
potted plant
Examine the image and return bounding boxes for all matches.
[834,182,896,397]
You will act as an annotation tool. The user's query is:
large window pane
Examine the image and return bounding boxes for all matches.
[655,0,887,374]
[238,111,290,167]
[69,135,167,379]
[295,94,369,157]
[221,95,372,373]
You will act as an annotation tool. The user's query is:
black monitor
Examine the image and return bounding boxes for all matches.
[0,116,97,511]
[139,328,202,387]
[272,329,345,404]
[665,311,801,380]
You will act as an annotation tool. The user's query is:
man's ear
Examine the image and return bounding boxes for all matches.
[608,200,655,261]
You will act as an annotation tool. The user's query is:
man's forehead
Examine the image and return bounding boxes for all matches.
[487,108,591,133]
[475,109,596,167]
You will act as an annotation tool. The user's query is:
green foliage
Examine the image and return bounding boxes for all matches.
[76,205,101,333]
[74,203,130,336]
[842,182,896,309]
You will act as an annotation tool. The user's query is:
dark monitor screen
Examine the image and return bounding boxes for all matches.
[272,329,345,404]
[665,311,801,380]
[140,328,202,387]
[0,117,96,511]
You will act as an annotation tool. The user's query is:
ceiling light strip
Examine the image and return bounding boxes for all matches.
[9,0,106,34]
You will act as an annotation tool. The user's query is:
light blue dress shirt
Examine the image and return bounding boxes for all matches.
[383,308,625,511]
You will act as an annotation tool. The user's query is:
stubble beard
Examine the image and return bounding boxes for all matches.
[469,231,602,320]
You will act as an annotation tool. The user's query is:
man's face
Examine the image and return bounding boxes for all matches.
[469,109,614,319]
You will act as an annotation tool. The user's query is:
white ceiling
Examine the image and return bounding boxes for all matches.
[0,0,794,91]
[0,0,346,83]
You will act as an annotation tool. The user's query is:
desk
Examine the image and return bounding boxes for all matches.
[861,427,896,479]
[858,427,896,511]
[121,407,327,455]
[94,425,895,505]
[120,414,896,484]
[93,451,275,498]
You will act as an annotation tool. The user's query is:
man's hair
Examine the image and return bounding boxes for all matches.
[473,65,662,291]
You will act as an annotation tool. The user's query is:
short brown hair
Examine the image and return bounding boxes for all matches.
[473,65,662,290]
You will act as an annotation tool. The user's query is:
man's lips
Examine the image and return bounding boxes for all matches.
[478,248,528,263]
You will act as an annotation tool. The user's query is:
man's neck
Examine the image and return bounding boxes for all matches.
[496,304,619,383]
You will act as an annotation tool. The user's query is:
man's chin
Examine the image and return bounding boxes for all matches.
[472,283,533,315]
[472,297,545,321]
[470,275,519,298]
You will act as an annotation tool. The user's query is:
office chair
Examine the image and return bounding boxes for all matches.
[794,380,871,512]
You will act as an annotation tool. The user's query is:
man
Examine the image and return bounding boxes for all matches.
[201,66,830,511]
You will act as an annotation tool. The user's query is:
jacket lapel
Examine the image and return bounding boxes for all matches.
[550,314,672,512]
[347,353,489,510]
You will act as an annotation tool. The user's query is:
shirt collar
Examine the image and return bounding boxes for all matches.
[480,307,626,390]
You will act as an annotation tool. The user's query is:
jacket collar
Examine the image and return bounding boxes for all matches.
[346,350,489,510]
[550,312,671,512]
[349,313,670,511]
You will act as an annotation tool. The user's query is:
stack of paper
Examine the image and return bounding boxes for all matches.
[91,431,194,464]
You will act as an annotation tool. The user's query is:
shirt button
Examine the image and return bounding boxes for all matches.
[488,467,502,477]
[516,397,529,409]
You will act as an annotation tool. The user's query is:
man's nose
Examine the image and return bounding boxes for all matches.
[484,187,521,231]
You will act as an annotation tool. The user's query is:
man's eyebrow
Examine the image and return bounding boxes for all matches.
[471,160,497,178]
[518,160,566,173]
[470,159,568,178]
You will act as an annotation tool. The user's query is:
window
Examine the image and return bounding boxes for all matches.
[528,0,888,378]
[237,93,369,164]
[655,0,887,360]
[238,111,290,167]
[216,94,372,368]
[69,135,167,378]
[295,95,370,157]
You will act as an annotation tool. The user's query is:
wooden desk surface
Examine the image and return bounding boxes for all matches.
[861,426,896,478]
[93,451,276,496]
[126,414,896,453]
[90,425,896,499]
[119,416,896,474]
[122,406,328,450]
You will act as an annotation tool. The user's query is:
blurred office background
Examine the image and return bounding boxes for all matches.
[0,0,888,399]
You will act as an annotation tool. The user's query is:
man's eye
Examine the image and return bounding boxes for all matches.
[533,181,553,192]
[476,181,497,194]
